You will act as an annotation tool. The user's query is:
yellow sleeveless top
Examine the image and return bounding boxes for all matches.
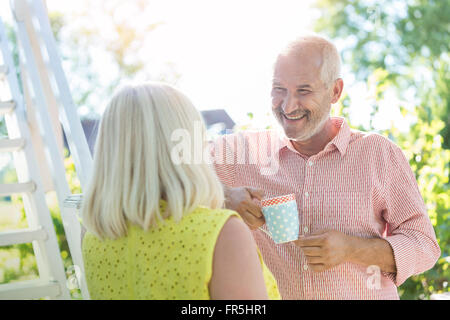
[82,202,281,300]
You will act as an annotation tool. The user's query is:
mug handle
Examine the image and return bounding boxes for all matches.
[258,226,272,238]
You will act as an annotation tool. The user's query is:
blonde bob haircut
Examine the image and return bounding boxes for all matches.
[82,82,224,240]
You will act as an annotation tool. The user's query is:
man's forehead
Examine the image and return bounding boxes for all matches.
[277,48,322,67]
[273,54,322,85]
[281,41,323,62]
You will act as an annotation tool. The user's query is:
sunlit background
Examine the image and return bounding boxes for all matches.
[0,0,448,300]
[0,0,407,130]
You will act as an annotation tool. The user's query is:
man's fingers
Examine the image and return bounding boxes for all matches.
[308,264,327,273]
[301,246,322,257]
[295,235,325,247]
[310,229,330,236]
[305,256,323,264]
[246,187,265,201]
[240,210,265,230]
[244,201,263,218]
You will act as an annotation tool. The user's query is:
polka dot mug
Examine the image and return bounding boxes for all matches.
[260,194,299,244]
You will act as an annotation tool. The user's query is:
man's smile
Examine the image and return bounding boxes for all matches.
[280,110,308,124]
[283,113,306,121]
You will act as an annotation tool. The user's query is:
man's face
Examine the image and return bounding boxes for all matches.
[271,49,333,142]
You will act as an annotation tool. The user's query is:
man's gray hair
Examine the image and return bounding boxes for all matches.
[280,33,342,87]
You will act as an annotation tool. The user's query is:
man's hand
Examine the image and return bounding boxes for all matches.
[224,186,265,230]
[294,229,351,272]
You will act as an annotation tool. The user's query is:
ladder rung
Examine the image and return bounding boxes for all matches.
[0,138,25,152]
[63,194,83,209]
[0,182,36,196]
[0,100,16,115]
[0,279,61,300]
[0,227,47,246]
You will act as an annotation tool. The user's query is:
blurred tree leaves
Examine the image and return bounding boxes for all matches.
[314,0,450,299]
[48,0,179,118]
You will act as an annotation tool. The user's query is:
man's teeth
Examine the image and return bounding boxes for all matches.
[284,114,305,120]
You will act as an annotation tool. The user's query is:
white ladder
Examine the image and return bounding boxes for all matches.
[0,17,71,300]
[0,0,92,299]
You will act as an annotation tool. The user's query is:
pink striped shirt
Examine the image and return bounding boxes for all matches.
[211,117,440,300]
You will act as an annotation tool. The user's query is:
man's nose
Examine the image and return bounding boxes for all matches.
[281,94,298,115]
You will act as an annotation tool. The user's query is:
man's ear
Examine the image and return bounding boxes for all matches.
[331,78,344,104]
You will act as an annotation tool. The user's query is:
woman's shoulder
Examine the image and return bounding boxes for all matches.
[188,206,241,227]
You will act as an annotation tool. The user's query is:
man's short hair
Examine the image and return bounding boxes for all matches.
[279,33,342,87]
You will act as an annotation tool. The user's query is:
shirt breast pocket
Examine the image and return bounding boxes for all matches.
[317,190,373,233]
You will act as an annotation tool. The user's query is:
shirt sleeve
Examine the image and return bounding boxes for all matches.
[209,134,238,188]
[382,142,441,286]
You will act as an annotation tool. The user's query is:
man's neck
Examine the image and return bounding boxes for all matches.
[290,119,338,157]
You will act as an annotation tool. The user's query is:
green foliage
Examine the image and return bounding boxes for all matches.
[382,113,450,299]
[315,0,450,299]
[314,0,450,147]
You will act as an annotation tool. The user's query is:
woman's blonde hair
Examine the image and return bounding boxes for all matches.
[81,82,224,239]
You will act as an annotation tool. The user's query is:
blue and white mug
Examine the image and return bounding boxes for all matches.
[260,194,299,244]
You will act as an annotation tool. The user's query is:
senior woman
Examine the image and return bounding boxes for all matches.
[81,82,280,300]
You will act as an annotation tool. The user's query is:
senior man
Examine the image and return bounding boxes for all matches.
[210,34,440,299]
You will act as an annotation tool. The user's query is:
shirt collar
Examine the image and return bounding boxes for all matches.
[276,116,351,157]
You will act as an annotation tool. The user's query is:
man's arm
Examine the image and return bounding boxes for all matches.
[346,235,396,273]
[295,230,396,273]
[381,142,440,285]
[296,141,441,285]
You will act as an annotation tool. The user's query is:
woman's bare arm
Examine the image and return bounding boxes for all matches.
[209,216,269,300]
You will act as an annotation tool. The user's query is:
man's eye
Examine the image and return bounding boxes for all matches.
[298,89,310,94]
[273,87,285,91]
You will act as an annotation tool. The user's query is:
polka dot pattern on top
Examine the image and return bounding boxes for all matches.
[82,200,281,300]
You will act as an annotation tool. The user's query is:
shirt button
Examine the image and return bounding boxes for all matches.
[305,192,309,197]
[303,226,309,233]
[308,161,313,166]
[303,265,308,271]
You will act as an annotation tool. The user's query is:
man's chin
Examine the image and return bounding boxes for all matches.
[283,129,309,142]
[282,123,320,142]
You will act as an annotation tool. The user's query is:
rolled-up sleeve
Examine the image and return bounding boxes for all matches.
[382,142,441,286]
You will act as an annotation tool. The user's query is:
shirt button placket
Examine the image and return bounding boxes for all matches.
[303,157,315,299]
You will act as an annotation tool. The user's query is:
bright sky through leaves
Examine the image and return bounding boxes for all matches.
[0,0,407,131]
